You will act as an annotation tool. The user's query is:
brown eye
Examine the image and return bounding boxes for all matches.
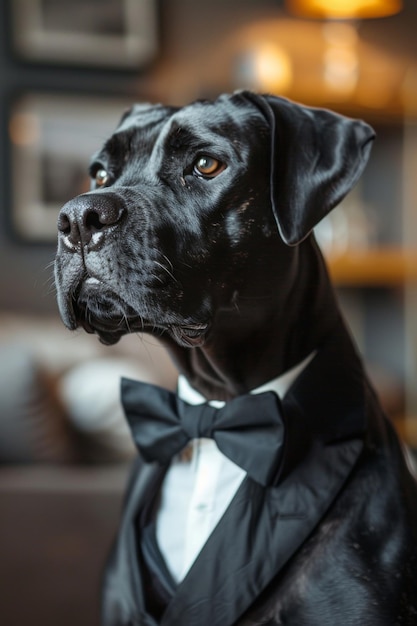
[194,156,224,178]
[95,168,110,187]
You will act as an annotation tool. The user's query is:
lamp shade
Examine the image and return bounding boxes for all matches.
[286,0,402,19]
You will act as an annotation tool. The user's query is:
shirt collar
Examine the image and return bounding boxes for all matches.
[177,352,316,407]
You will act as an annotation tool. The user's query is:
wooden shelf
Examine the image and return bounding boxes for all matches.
[326,248,417,286]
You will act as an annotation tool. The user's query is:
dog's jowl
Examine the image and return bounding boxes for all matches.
[55,92,417,625]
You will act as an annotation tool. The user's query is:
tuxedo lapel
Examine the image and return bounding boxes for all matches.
[102,460,167,626]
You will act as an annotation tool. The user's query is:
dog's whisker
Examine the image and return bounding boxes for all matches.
[178,260,194,269]
[138,333,152,361]
[43,272,58,289]
[43,273,56,286]
[153,260,179,285]
[160,253,174,274]
[37,261,59,296]
[122,313,132,334]
[232,300,241,315]
[152,273,165,285]
[45,283,58,297]
[44,260,56,272]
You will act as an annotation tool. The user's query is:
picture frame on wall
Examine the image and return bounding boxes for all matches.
[9,92,132,242]
[11,0,158,69]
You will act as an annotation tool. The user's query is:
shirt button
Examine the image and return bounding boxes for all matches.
[195,503,208,512]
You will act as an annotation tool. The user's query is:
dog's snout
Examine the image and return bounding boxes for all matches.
[58,193,124,249]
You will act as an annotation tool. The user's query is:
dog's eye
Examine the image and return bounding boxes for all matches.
[95,168,110,187]
[194,156,224,178]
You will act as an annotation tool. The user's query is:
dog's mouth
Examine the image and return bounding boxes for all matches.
[168,323,210,347]
[63,277,210,347]
[79,309,209,348]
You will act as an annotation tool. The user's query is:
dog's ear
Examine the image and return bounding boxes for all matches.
[242,92,375,245]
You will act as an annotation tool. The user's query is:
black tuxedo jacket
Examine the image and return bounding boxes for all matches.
[101,326,417,625]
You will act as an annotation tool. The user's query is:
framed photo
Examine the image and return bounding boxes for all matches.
[11,0,157,69]
[9,93,133,242]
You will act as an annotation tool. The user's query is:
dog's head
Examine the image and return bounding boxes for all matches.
[55,92,374,348]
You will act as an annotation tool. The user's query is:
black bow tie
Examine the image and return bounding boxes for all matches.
[121,378,287,487]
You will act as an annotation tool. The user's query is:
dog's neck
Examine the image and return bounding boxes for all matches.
[161,238,341,402]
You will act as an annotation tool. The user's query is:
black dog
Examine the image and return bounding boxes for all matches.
[55,92,417,625]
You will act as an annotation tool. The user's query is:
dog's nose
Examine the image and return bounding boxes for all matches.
[57,193,124,248]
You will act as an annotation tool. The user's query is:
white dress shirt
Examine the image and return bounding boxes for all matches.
[155,354,314,583]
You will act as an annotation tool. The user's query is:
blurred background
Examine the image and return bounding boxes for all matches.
[0,1,416,624]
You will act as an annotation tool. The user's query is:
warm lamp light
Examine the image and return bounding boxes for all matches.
[286,0,402,19]
[251,44,293,92]
[236,44,293,93]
